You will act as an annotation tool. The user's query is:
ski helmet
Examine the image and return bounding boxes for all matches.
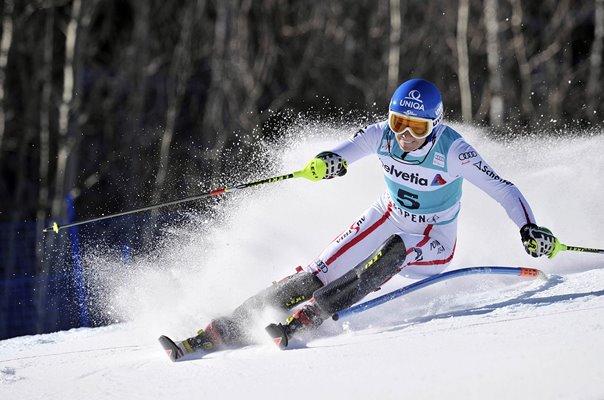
[388,79,444,141]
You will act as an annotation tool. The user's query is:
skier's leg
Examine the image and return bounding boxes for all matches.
[286,194,401,319]
[185,269,324,349]
[232,269,324,316]
[309,221,456,319]
[189,195,401,351]
[285,235,406,329]
[267,234,407,348]
[304,194,401,285]
[313,234,406,314]
[398,220,458,279]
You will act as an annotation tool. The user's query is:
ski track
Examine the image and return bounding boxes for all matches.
[2,125,604,399]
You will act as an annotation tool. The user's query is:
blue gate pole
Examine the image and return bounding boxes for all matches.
[65,192,89,327]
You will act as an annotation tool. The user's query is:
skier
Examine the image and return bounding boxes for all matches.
[159,78,558,360]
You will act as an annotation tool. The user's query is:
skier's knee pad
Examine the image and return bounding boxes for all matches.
[313,235,406,315]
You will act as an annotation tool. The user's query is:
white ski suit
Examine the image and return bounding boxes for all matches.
[304,121,536,284]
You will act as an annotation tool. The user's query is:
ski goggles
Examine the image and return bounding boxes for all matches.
[388,111,434,139]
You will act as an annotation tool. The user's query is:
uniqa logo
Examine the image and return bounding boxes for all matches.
[405,90,423,103]
[399,99,425,111]
[399,90,425,111]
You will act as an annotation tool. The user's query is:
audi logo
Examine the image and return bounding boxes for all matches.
[458,151,477,160]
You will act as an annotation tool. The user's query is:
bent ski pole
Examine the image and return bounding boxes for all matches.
[332,266,546,321]
[43,158,328,233]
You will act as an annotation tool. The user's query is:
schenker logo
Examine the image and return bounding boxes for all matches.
[473,161,513,185]
[382,164,429,186]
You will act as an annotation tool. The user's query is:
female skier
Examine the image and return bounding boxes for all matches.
[160,78,557,360]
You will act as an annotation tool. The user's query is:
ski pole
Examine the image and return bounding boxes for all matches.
[550,241,604,258]
[43,158,328,233]
[332,266,546,321]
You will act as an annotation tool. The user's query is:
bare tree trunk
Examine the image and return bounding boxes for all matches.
[152,0,202,204]
[35,7,56,331]
[233,0,276,139]
[545,1,573,120]
[456,0,472,122]
[123,0,150,205]
[262,5,328,118]
[34,7,56,335]
[36,7,54,261]
[0,0,14,157]
[587,0,604,122]
[42,0,97,333]
[387,0,401,94]
[45,0,85,334]
[51,0,82,219]
[202,1,231,179]
[510,0,533,122]
[484,0,503,126]
[126,0,150,133]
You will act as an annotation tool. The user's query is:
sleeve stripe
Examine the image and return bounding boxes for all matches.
[519,197,532,224]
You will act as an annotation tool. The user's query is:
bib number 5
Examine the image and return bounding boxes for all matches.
[397,189,420,210]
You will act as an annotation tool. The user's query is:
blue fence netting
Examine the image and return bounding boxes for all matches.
[0,211,190,341]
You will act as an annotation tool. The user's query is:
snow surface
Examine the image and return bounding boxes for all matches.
[2,123,604,399]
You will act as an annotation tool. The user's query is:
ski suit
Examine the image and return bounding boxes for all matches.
[304,121,536,284]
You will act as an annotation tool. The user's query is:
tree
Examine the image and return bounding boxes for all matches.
[587,0,604,122]
[484,0,504,126]
[152,0,203,205]
[456,0,472,122]
[0,0,14,157]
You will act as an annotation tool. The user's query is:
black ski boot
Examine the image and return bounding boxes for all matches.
[266,302,327,349]
[159,316,241,362]
[181,328,218,353]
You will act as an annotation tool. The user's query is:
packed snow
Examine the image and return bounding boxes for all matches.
[1,123,603,399]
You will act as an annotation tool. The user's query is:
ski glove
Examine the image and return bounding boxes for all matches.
[314,151,348,180]
[520,223,558,258]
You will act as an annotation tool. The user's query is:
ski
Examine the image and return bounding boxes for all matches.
[158,335,185,362]
[164,267,546,357]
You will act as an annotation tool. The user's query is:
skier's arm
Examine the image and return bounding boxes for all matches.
[448,139,534,228]
[304,123,384,180]
[448,139,557,258]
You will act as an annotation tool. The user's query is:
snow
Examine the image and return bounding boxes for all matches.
[2,124,604,399]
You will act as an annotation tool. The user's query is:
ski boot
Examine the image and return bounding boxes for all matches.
[158,328,217,362]
[265,302,327,350]
[159,317,247,361]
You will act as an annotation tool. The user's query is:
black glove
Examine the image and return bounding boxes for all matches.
[520,223,557,258]
[315,151,347,179]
